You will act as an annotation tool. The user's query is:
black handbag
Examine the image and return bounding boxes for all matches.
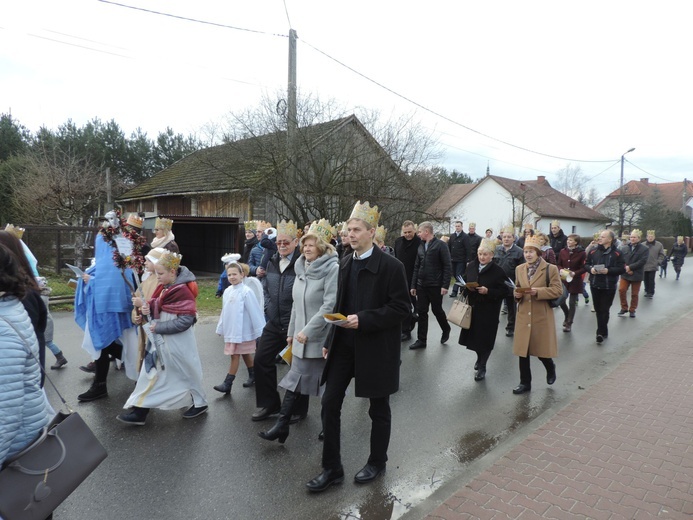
[0,318,108,520]
[545,266,568,308]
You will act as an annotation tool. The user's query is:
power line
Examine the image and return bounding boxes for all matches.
[282,0,293,29]
[624,158,681,183]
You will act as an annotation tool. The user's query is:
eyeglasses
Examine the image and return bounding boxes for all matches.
[276,240,292,246]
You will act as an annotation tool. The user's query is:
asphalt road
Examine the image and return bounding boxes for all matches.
[46,272,689,520]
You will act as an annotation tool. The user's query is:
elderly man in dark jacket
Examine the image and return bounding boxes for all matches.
[447,221,469,298]
[585,230,626,343]
[394,220,422,341]
[251,223,302,422]
[494,228,525,337]
[617,229,649,318]
[409,222,452,350]
[306,205,410,492]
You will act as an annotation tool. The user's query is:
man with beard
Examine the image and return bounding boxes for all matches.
[642,230,665,298]
[394,220,421,341]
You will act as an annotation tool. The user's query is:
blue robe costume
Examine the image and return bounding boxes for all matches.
[74,230,135,351]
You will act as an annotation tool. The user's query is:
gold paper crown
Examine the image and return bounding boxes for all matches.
[307,219,334,243]
[257,220,271,231]
[551,220,560,227]
[593,232,601,240]
[374,225,387,244]
[126,213,144,228]
[145,247,167,264]
[154,217,173,232]
[276,219,298,238]
[501,225,514,235]
[243,220,258,231]
[468,222,476,227]
[158,251,182,271]
[647,230,656,236]
[631,229,642,238]
[349,200,381,228]
[337,221,348,233]
[523,236,543,250]
[479,238,497,253]
[4,223,25,240]
[523,223,534,230]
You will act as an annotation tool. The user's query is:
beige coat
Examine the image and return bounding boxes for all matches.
[512,259,563,358]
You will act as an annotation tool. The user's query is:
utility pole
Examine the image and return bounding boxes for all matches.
[105,167,113,211]
[618,147,635,234]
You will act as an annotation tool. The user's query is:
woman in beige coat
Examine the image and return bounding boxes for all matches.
[511,236,563,394]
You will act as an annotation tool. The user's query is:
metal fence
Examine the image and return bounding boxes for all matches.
[21,225,99,274]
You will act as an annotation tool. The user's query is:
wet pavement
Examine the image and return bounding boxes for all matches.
[45,274,691,520]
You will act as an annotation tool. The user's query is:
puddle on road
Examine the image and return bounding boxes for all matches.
[334,394,559,519]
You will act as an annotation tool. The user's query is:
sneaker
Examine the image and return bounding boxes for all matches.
[617,309,628,317]
[596,334,604,344]
[182,405,209,419]
[585,298,590,305]
[116,408,148,426]
[629,311,636,318]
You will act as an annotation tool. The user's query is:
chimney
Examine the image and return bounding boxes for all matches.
[537,175,546,184]
[640,178,649,185]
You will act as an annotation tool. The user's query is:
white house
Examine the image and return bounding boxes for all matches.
[427,174,609,238]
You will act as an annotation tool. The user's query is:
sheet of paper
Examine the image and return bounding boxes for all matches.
[114,235,133,256]
[65,263,84,278]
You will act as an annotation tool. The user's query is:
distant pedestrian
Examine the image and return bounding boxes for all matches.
[535,232,556,264]
[659,254,668,278]
[410,222,452,349]
[669,236,688,280]
[549,220,568,256]
[617,230,648,318]
[151,217,179,253]
[393,220,421,341]
[494,227,525,338]
[511,236,563,394]
[466,222,483,261]
[556,234,586,333]
[447,221,469,298]
[585,230,625,344]
[642,230,665,297]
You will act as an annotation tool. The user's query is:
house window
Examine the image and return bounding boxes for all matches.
[572,226,577,233]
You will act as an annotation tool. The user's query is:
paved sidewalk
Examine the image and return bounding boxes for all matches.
[425,312,693,520]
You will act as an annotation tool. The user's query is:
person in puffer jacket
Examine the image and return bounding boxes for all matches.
[0,243,53,466]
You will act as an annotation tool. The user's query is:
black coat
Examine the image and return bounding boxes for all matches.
[457,261,507,354]
[448,232,469,263]
[393,235,422,289]
[322,247,410,397]
[550,229,568,256]
[467,233,482,261]
[240,236,259,263]
[412,237,452,288]
[263,251,298,329]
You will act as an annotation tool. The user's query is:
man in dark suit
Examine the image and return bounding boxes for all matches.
[393,220,421,341]
[306,202,410,493]
[447,221,469,297]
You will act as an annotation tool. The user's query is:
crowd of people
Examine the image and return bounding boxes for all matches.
[0,208,687,507]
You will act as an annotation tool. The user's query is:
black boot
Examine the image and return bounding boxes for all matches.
[258,390,297,444]
[51,352,68,370]
[78,382,108,402]
[213,374,235,394]
[242,367,255,388]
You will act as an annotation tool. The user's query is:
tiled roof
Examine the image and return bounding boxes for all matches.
[595,179,693,213]
[118,116,355,201]
[427,175,609,221]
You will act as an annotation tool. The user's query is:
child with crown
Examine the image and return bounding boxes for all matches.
[119,251,209,424]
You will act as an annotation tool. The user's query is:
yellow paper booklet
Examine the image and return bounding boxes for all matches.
[323,313,348,321]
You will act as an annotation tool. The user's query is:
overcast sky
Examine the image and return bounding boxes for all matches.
[2,0,691,197]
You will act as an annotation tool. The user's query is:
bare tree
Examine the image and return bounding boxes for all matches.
[553,163,598,206]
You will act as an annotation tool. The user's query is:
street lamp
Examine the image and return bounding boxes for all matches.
[618,147,636,234]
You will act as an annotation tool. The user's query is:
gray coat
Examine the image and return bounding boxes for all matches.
[288,251,339,359]
[621,242,649,282]
[643,239,665,272]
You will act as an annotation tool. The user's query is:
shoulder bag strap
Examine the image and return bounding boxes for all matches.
[0,315,72,412]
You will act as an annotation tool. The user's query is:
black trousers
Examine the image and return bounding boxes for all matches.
[95,342,123,384]
[416,285,450,342]
[643,270,656,295]
[450,262,465,295]
[402,294,417,334]
[559,294,579,324]
[503,291,517,332]
[591,287,617,336]
[254,321,286,410]
[519,355,554,385]
[321,343,391,470]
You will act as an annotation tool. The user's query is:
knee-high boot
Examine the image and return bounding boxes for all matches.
[258,390,298,444]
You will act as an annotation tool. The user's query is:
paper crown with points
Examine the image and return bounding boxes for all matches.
[468,222,476,228]
[523,236,543,251]
[593,232,601,240]
[243,220,258,231]
[145,247,167,264]
[154,217,173,232]
[523,223,534,230]
[501,225,515,235]
[374,225,387,244]
[4,223,25,240]
[349,200,381,228]
[126,213,144,229]
[158,251,182,271]
[276,220,298,238]
[647,230,655,236]
[306,219,334,243]
[631,229,643,238]
[479,238,497,252]
[551,220,560,227]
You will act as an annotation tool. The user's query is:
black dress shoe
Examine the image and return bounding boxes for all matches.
[546,362,556,385]
[400,332,411,341]
[251,406,280,422]
[306,467,344,492]
[474,369,486,381]
[354,463,386,484]
[440,328,450,344]
[512,384,531,394]
[409,340,427,350]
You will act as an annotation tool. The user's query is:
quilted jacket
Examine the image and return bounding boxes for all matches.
[0,295,52,465]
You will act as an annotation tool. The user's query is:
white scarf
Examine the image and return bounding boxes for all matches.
[151,231,175,249]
